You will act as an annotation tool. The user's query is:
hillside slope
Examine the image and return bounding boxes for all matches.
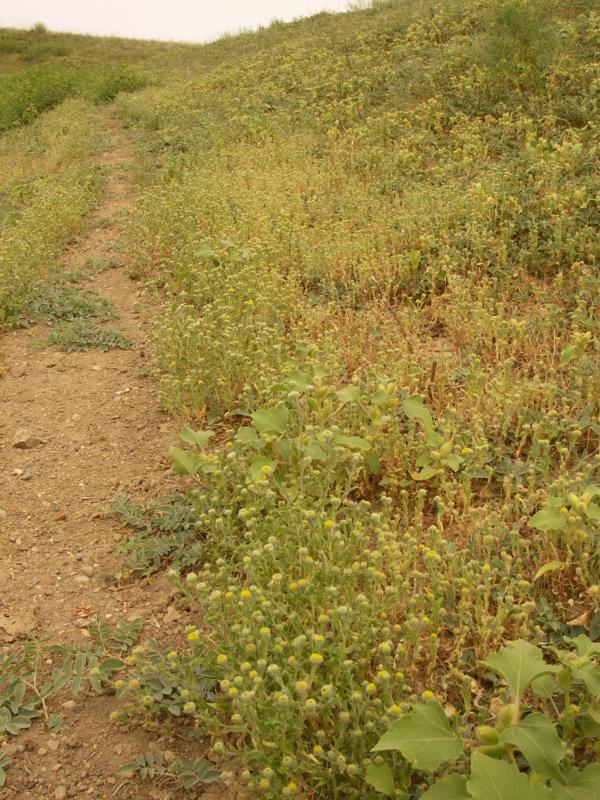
[1,2,600,798]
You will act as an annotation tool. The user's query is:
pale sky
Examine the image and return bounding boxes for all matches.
[0,1,354,43]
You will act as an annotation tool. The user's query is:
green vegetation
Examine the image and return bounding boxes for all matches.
[47,317,132,352]
[2,1,600,797]
[0,620,144,787]
[20,279,114,325]
[0,99,102,326]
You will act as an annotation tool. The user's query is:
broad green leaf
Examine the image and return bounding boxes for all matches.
[305,442,327,461]
[336,385,362,403]
[0,751,10,787]
[334,434,371,451]
[403,395,434,428]
[571,662,600,696]
[286,369,312,391]
[365,763,395,796]
[468,752,554,800]
[372,701,462,772]
[499,713,565,781]
[273,441,292,461]
[587,708,600,724]
[590,611,600,642]
[534,561,563,581]
[443,453,463,472]
[572,635,600,658]
[249,457,275,481]
[559,344,579,366]
[178,426,214,447]
[403,395,443,445]
[554,763,600,799]
[425,428,444,447]
[251,407,289,434]
[169,447,201,476]
[529,507,567,531]
[235,426,261,445]
[531,673,558,698]
[585,503,600,522]
[483,640,559,700]
[411,465,439,481]
[420,775,470,800]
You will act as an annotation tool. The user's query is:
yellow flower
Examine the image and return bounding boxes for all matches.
[422,690,434,700]
[309,653,323,665]
[324,519,334,528]
[187,630,199,642]
[216,654,228,664]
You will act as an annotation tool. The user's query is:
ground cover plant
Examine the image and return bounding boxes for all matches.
[1,1,599,797]
[111,0,600,795]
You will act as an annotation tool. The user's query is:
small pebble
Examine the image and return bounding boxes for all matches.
[54,786,68,800]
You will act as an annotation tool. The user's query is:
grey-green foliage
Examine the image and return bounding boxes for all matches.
[47,317,132,351]
[112,492,203,573]
[118,751,220,788]
[21,280,114,325]
[0,619,144,784]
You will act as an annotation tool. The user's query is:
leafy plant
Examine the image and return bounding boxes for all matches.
[0,619,143,784]
[118,751,219,789]
[47,318,132,351]
[0,750,11,788]
[112,493,202,573]
[369,637,600,798]
[19,280,114,325]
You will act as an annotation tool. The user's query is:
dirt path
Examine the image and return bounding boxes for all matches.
[0,114,219,799]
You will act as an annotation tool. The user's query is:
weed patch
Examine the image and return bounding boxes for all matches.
[112,492,203,574]
[47,318,132,352]
[20,280,114,325]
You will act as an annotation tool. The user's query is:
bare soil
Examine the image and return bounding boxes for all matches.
[0,115,233,799]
